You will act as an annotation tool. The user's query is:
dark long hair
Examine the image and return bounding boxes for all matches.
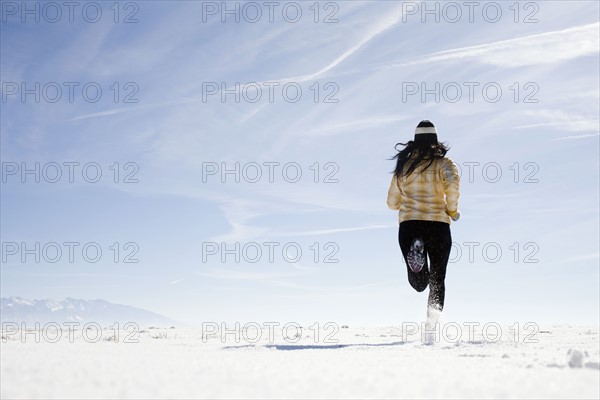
[391,141,449,178]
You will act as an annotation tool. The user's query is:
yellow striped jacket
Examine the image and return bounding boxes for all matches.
[387,157,460,224]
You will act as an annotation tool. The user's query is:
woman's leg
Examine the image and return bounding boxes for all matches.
[424,222,452,311]
[398,221,429,292]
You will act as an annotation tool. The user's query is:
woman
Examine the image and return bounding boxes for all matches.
[387,120,460,336]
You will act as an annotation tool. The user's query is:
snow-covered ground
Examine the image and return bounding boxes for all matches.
[1,323,598,399]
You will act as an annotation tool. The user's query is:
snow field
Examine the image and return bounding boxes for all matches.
[1,324,598,399]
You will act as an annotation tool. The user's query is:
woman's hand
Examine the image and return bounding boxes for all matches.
[447,209,460,221]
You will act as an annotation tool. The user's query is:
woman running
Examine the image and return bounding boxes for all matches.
[387,120,460,335]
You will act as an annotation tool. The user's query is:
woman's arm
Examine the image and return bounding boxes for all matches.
[442,158,460,216]
[387,175,402,210]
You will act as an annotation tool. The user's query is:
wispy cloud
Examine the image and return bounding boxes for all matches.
[6,273,132,278]
[552,133,600,140]
[288,4,405,81]
[220,3,406,90]
[513,110,599,133]
[196,268,307,281]
[269,224,394,238]
[559,252,600,263]
[385,22,600,68]
[472,193,523,199]
[70,108,134,121]
[209,197,279,242]
[298,115,412,137]
[264,278,403,294]
[204,222,393,255]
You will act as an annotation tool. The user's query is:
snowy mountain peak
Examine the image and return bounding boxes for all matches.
[0,297,176,328]
[6,296,34,306]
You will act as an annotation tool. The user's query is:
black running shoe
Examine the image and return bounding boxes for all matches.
[407,238,425,273]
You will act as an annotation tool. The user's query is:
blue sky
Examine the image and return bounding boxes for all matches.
[1,0,599,326]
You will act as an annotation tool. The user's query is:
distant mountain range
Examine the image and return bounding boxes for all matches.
[0,297,177,328]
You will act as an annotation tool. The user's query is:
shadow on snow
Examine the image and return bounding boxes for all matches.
[222,341,406,351]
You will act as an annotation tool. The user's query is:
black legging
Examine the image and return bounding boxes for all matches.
[398,220,452,310]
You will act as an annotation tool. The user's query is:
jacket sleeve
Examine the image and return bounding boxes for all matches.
[441,158,460,214]
[387,175,402,210]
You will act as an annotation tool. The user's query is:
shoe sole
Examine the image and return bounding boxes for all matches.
[407,238,425,273]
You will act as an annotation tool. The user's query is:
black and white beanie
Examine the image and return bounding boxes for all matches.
[414,120,438,143]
